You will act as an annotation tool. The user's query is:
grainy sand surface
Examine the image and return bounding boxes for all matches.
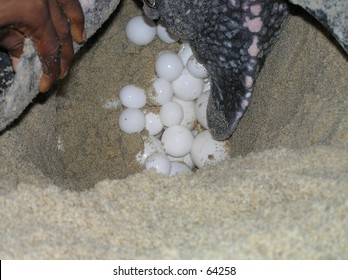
[0,1,347,259]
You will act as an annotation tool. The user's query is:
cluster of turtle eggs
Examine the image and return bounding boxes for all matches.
[118,15,231,175]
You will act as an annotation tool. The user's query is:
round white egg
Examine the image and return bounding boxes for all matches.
[156,20,180,44]
[194,90,210,129]
[168,153,194,169]
[186,55,208,79]
[149,78,174,105]
[178,42,194,65]
[155,51,184,82]
[119,85,146,108]
[145,111,163,136]
[172,69,204,101]
[153,131,164,140]
[169,161,192,176]
[203,79,211,92]
[125,15,156,46]
[136,135,165,165]
[145,153,171,175]
[183,153,194,169]
[161,125,194,157]
[190,130,231,168]
[172,97,196,130]
[118,108,145,134]
[159,101,184,127]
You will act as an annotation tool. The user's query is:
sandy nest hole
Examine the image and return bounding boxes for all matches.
[0,1,347,191]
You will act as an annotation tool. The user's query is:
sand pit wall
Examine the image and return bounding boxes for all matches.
[1,1,348,260]
[0,2,347,189]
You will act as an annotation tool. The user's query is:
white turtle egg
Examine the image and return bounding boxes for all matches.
[156,20,180,44]
[190,130,231,168]
[172,97,196,130]
[118,108,145,134]
[125,15,156,45]
[168,153,194,169]
[186,55,208,79]
[136,135,165,165]
[172,69,204,101]
[178,42,194,65]
[194,90,210,129]
[161,125,194,157]
[145,111,163,136]
[183,153,194,169]
[145,153,171,175]
[153,131,164,140]
[119,85,146,108]
[155,51,184,82]
[203,79,211,92]
[149,78,174,105]
[192,130,200,138]
[160,101,184,127]
[169,161,192,176]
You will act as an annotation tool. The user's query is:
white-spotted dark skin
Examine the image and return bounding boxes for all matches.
[143,0,289,140]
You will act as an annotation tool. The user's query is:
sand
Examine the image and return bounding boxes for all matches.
[0,1,347,259]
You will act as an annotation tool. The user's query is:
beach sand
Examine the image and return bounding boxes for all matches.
[0,1,347,259]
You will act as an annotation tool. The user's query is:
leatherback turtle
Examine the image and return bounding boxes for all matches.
[142,0,347,140]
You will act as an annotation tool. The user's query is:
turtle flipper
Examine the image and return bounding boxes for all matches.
[189,0,289,139]
[143,0,289,140]
[206,67,253,141]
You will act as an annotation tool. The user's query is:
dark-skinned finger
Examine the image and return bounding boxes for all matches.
[57,0,85,43]
[0,28,25,58]
[0,28,25,71]
[30,20,62,92]
[48,0,74,79]
[2,2,63,92]
[11,56,19,71]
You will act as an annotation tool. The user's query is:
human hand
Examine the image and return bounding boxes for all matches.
[0,0,85,92]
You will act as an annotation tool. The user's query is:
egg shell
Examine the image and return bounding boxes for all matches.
[191,130,200,138]
[178,42,194,65]
[186,55,208,79]
[156,20,180,44]
[161,125,194,157]
[125,15,156,45]
[172,69,204,101]
[118,108,145,134]
[149,78,174,105]
[136,135,165,165]
[145,153,171,175]
[190,130,231,168]
[155,51,184,82]
[153,130,164,140]
[168,153,194,169]
[119,85,146,108]
[159,101,184,127]
[172,97,196,130]
[145,111,164,136]
[203,79,211,92]
[194,90,210,130]
[169,161,192,176]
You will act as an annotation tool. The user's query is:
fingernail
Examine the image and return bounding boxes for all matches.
[39,74,51,93]
[60,68,68,79]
